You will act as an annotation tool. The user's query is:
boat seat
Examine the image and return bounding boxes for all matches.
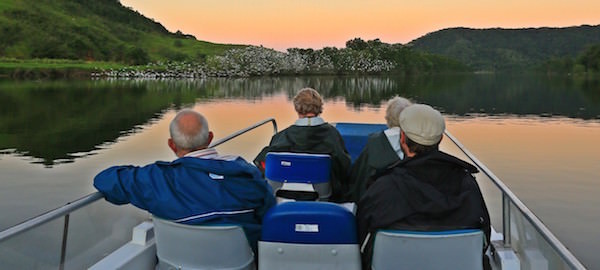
[265,152,331,202]
[334,123,387,163]
[153,217,255,270]
[258,201,361,270]
[371,229,484,270]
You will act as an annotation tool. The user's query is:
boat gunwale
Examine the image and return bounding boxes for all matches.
[444,130,586,270]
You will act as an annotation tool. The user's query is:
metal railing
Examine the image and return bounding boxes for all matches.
[0,118,279,268]
[444,131,587,270]
[209,118,277,148]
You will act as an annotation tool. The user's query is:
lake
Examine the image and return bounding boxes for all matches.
[0,74,599,268]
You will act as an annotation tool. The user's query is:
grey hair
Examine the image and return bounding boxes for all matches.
[385,96,412,127]
[169,109,209,150]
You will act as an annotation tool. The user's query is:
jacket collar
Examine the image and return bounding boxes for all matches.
[391,150,478,174]
[383,127,403,159]
[184,148,218,159]
[294,116,325,126]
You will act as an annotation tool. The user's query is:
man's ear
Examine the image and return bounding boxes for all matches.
[205,131,214,147]
[399,131,411,157]
[400,131,406,145]
[168,138,177,154]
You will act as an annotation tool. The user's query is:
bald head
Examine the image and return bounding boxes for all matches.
[168,110,211,155]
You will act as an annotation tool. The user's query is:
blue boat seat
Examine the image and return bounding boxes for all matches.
[334,123,387,163]
[259,201,361,270]
[153,217,255,270]
[265,152,331,202]
[371,229,484,270]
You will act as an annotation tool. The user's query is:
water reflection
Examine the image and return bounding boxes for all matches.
[1,74,599,166]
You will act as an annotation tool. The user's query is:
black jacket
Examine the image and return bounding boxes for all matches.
[357,150,491,267]
[254,123,351,202]
[344,131,400,203]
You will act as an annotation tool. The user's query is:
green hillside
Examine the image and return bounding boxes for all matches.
[409,25,600,71]
[0,0,244,64]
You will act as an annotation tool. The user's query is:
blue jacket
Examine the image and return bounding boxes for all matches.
[93,155,276,251]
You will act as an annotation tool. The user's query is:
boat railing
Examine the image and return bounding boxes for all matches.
[445,131,586,270]
[209,118,278,148]
[0,117,278,269]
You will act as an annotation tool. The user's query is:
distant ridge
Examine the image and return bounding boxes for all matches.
[0,0,244,64]
[409,25,600,71]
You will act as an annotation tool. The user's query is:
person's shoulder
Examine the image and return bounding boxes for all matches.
[364,131,388,147]
[176,155,246,167]
[324,123,341,132]
[436,151,478,174]
[459,170,481,190]
[270,126,292,139]
[319,123,346,139]
[368,130,386,139]
[370,165,408,187]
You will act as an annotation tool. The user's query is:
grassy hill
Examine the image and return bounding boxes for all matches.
[409,25,600,71]
[0,0,244,65]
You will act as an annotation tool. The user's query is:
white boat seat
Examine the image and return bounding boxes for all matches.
[153,217,255,270]
[371,229,484,270]
[258,201,361,270]
[265,152,331,202]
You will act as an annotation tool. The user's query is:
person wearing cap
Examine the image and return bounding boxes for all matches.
[253,87,351,202]
[356,104,491,268]
[343,96,413,203]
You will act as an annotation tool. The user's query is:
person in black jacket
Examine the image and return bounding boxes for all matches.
[344,96,412,202]
[356,104,491,269]
[254,88,351,202]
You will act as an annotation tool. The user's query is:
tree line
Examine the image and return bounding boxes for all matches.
[410,25,600,72]
[541,44,600,74]
[99,39,470,78]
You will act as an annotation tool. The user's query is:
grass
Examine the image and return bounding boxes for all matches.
[139,33,246,62]
[0,0,247,65]
[0,0,16,12]
[0,58,127,71]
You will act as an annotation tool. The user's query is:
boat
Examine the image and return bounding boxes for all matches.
[0,118,587,269]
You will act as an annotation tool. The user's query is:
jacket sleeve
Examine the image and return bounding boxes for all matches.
[93,164,165,212]
[328,128,352,202]
[356,175,394,243]
[253,132,288,172]
[345,148,370,203]
[254,182,277,221]
[253,147,269,172]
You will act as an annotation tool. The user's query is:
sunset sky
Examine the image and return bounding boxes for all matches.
[120,0,600,51]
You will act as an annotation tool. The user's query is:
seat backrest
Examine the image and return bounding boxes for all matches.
[334,123,387,163]
[153,217,255,270]
[265,152,331,201]
[259,201,361,270]
[371,229,484,270]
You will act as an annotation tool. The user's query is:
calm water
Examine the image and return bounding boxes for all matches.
[0,74,599,268]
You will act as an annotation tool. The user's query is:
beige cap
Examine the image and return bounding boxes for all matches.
[399,104,445,146]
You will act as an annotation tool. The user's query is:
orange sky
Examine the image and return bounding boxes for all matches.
[120,0,600,51]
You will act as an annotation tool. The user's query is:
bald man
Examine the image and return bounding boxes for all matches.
[94,109,276,252]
